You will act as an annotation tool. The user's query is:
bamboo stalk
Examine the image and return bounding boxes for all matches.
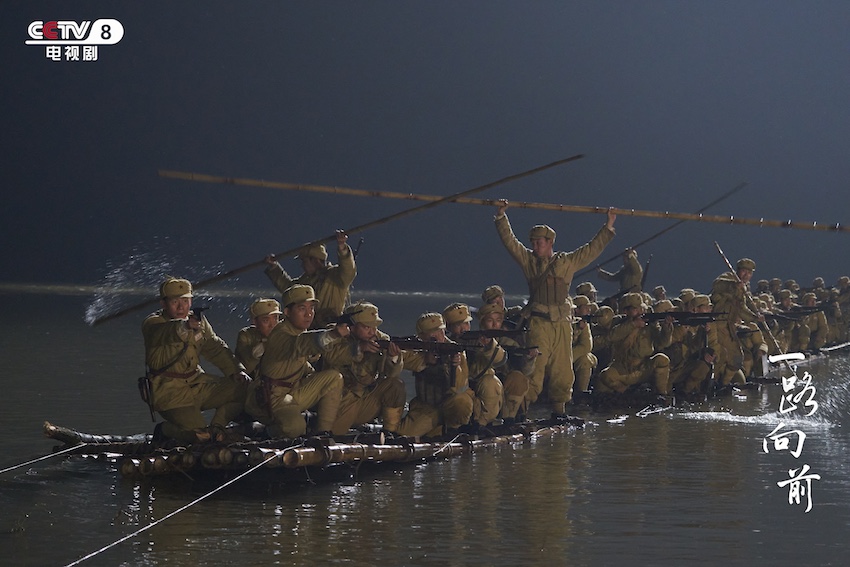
[159,170,848,233]
[88,155,583,326]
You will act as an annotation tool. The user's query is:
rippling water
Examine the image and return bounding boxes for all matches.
[1,294,849,566]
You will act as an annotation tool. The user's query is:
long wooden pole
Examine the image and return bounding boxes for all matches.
[90,154,584,326]
[574,182,748,279]
[159,171,849,233]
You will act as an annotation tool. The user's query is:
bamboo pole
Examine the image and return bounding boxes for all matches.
[159,170,849,233]
[88,155,583,326]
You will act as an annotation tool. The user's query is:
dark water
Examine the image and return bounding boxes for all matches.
[1,293,849,566]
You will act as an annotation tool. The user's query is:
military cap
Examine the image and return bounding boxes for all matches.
[652,285,666,296]
[296,243,328,262]
[679,289,696,304]
[654,299,674,313]
[802,292,817,304]
[595,305,615,326]
[481,285,505,303]
[573,295,591,307]
[736,258,756,271]
[416,312,446,335]
[839,276,850,286]
[250,298,282,318]
[576,282,597,295]
[692,294,712,309]
[529,224,556,241]
[345,302,382,327]
[620,292,644,310]
[778,289,793,301]
[443,303,473,325]
[477,303,505,320]
[784,279,800,291]
[282,284,319,307]
[813,277,825,288]
[756,279,770,292]
[160,277,193,299]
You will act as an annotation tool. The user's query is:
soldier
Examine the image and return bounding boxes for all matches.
[476,303,534,423]
[322,302,407,436]
[398,313,475,437]
[142,277,250,443]
[444,303,506,427]
[576,282,599,304]
[596,293,673,397]
[775,289,810,352]
[710,258,764,386]
[590,305,616,381]
[652,285,667,303]
[235,298,282,376]
[481,284,524,327]
[494,199,616,416]
[668,294,719,394]
[597,248,643,294]
[244,284,348,438]
[800,292,829,351]
[571,295,598,402]
[264,230,356,328]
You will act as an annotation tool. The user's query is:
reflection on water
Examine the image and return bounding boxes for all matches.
[1,296,850,566]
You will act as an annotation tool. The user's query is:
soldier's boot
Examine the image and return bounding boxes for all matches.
[551,401,567,417]
[381,406,404,433]
[314,386,343,434]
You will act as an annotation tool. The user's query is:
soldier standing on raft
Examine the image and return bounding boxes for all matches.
[494,198,616,416]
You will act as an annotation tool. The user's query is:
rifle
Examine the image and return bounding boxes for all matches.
[459,329,525,341]
[375,337,482,355]
[641,311,727,324]
[641,254,652,290]
[326,309,364,326]
[503,345,540,358]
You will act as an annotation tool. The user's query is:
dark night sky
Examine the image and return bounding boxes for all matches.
[3,1,850,303]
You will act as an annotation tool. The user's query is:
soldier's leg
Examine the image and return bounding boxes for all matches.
[295,370,344,433]
[197,374,248,429]
[442,390,475,430]
[573,353,597,393]
[396,397,441,437]
[500,370,529,420]
[472,375,503,425]
[331,390,363,436]
[268,405,307,438]
[546,321,575,412]
[650,353,671,395]
[525,319,553,405]
[158,406,209,442]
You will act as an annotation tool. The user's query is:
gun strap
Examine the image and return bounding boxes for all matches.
[147,341,190,377]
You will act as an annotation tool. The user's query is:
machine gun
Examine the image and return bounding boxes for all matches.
[326,309,364,326]
[190,305,210,321]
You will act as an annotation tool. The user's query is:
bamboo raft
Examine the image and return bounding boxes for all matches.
[43,417,585,480]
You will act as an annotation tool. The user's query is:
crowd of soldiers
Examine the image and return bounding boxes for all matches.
[139,200,850,444]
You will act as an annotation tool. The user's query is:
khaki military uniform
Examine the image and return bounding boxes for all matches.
[235,326,266,376]
[668,322,719,393]
[495,213,614,409]
[265,244,356,327]
[494,335,532,420]
[802,310,829,350]
[571,319,597,393]
[143,312,247,442]
[399,347,474,437]
[597,252,643,293]
[245,319,344,438]
[321,329,407,435]
[463,338,506,426]
[710,272,760,384]
[596,318,673,395]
